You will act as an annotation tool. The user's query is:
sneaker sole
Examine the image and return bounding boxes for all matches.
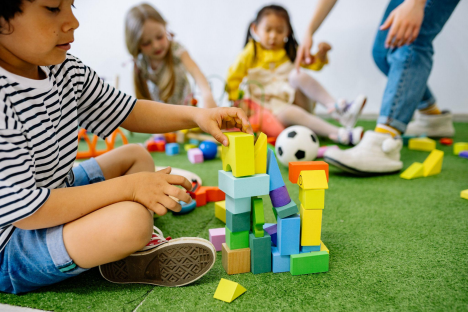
[324,155,401,177]
[99,238,216,287]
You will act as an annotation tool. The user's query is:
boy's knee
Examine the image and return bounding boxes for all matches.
[114,202,154,251]
[126,144,154,170]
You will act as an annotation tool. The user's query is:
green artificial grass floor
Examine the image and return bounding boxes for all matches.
[1,121,467,311]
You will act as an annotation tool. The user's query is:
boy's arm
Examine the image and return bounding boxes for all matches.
[226,42,254,101]
[180,51,217,108]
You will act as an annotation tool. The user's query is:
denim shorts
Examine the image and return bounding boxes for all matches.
[0,158,105,294]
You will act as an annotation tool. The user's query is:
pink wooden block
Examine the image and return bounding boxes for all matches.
[317,145,338,158]
[188,148,204,164]
[209,227,226,251]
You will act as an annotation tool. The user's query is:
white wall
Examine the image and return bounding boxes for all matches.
[72,0,468,114]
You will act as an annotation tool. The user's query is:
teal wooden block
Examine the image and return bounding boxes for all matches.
[290,251,329,275]
[218,170,269,199]
[267,149,285,191]
[272,246,290,273]
[226,210,250,232]
[273,200,298,219]
[225,227,249,250]
[249,232,271,274]
[251,197,265,237]
[225,195,251,214]
[301,244,321,252]
[402,134,417,146]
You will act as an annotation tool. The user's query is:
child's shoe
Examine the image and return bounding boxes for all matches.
[405,110,455,138]
[99,227,216,287]
[333,126,364,146]
[332,95,367,129]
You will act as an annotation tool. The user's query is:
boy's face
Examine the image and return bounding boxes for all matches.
[253,13,289,51]
[139,19,170,62]
[0,0,79,68]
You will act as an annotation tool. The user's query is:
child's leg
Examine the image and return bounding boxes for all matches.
[289,70,336,112]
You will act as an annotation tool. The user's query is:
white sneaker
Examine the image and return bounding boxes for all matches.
[336,126,364,146]
[333,95,367,129]
[405,111,455,138]
[324,131,403,176]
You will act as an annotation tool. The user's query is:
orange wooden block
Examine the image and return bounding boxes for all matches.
[155,141,166,152]
[267,136,277,146]
[289,161,329,184]
[164,133,177,143]
[439,138,453,146]
[191,186,225,207]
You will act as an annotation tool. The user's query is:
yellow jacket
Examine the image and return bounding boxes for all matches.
[226,40,327,100]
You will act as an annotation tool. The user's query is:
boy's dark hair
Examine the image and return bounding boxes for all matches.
[245,4,298,62]
[0,0,33,35]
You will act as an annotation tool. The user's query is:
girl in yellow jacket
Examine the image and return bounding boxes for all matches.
[227,5,366,145]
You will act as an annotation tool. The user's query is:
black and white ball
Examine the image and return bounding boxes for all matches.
[275,126,319,166]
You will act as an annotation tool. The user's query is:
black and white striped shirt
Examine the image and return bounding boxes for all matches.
[0,54,136,252]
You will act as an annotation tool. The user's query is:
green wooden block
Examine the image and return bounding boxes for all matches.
[226,210,250,232]
[225,227,249,250]
[249,232,271,274]
[251,197,265,237]
[290,251,329,275]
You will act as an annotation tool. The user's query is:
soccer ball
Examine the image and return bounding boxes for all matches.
[275,126,319,166]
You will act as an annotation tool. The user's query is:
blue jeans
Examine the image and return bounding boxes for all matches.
[373,0,460,133]
[0,158,105,294]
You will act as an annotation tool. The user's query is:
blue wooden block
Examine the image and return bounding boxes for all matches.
[165,143,179,156]
[301,244,321,252]
[226,210,250,232]
[273,200,298,219]
[263,223,277,246]
[277,214,300,256]
[189,138,200,146]
[267,149,285,191]
[272,246,290,273]
[225,195,251,214]
[249,232,272,274]
[218,170,269,199]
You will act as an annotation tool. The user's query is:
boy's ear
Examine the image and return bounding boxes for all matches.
[0,17,13,35]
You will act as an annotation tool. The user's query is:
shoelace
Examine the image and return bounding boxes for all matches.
[140,226,172,251]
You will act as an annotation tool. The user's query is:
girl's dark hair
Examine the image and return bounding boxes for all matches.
[245,4,298,62]
[0,0,33,35]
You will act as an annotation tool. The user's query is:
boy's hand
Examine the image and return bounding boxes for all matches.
[380,0,425,48]
[194,107,253,146]
[131,167,192,216]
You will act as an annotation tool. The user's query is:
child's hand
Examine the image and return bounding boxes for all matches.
[194,107,253,146]
[295,36,315,71]
[315,42,332,63]
[131,167,192,216]
[380,0,425,48]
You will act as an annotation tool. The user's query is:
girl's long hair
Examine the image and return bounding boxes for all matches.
[125,3,175,102]
[245,5,298,63]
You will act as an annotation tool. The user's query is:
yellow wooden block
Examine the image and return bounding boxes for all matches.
[320,241,329,254]
[461,189,468,200]
[221,132,255,178]
[215,201,226,223]
[408,137,435,152]
[400,162,424,180]
[297,170,328,190]
[299,188,325,209]
[213,278,247,303]
[300,205,322,246]
[453,142,468,155]
[254,132,267,174]
[184,144,197,151]
[422,149,443,177]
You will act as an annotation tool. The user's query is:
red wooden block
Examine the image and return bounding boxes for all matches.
[155,141,166,152]
[191,186,226,207]
[288,161,329,183]
[267,137,277,146]
[439,138,453,146]
[146,141,158,152]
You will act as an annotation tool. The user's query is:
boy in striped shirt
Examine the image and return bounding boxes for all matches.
[0,0,251,294]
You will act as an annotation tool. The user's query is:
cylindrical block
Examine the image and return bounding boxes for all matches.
[269,185,291,208]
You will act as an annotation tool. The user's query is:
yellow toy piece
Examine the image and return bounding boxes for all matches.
[408,137,436,152]
[184,144,197,151]
[400,162,424,180]
[254,133,267,174]
[299,188,325,209]
[453,142,468,155]
[461,189,468,200]
[215,201,226,223]
[422,150,444,177]
[297,170,328,190]
[213,278,247,303]
[300,205,322,246]
[320,241,329,254]
[221,132,255,178]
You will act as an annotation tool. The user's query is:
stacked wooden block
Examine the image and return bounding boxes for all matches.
[220,132,272,275]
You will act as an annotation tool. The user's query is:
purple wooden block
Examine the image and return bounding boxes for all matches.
[209,228,225,251]
[188,148,204,164]
[269,185,291,208]
[460,151,468,159]
[263,223,277,246]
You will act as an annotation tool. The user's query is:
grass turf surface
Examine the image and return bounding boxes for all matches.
[1,121,467,311]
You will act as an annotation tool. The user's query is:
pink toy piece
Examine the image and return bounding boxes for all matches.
[269,185,291,208]
[188,148,204,164]
[317,145,338,158]
[209,228,226,251]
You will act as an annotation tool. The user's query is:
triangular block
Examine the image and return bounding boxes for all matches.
[213,278,246,303]
[254,133,268,174]
[297,170,328,189]
[422,149,444,177]
[267,148,285,191]
[400,162,424,180]
[461,189,468,200]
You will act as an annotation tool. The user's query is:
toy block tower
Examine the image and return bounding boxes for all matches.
[219,132,271,275]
